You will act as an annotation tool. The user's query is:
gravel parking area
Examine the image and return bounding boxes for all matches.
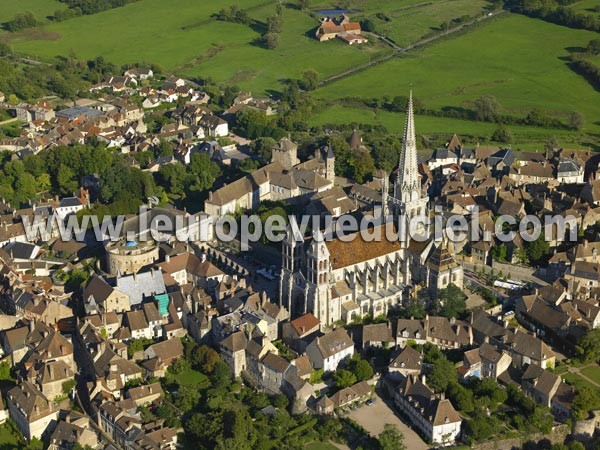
[347,393,429,450]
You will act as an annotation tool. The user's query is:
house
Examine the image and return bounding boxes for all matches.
[392,374,462,446]
[83,275,130,315]
[315,15,365,44]
[55,189,89,221]
[282,312,321,352]
[316,381,372,414]
[306,328,354,372]
[479,343,512,380]
[156,252,225,289]
[219,330,248,377]
[98,401,143,448]
[260,352,291,393]
[395,319,427,347]
[459,348,482,380]
[521,364,561,407]
[124,67,154,80]
[124,310,152,340]
[362,323,394,350]
[388,346,422,379]
[115,269,166,307]
[7,381,59,440]
[126,382,164,406]
[506,330,555,369]
[141,338,184,378]
[48,413,98,450]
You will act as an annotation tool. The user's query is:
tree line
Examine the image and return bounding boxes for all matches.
[505,0,600,32]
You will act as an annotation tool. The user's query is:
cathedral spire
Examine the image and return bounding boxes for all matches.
[395,91,420,203]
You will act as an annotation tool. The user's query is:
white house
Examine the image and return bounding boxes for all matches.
[305,328,354,372]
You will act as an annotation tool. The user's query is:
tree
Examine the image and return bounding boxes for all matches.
[333,369,357,388]
[491,244,507,262]
[188,153,221,193]
[272,393,289,408]
[525,233,550,265]
[402,297,426,319]
[436,284,467,318]
[300,69,320,91]
[587,38,600,55]
[578,328,600,362]
[62,379,76,396]
[155,140,173,158]
[447,382,474,413]
[474,95,501,122]
[156,163,187,195]
[250,136,276,162]
[465,414,498,444]
[378,424,406,450]
[492,126,512,144]
[427,357,456,392]
[348,146,375,183]
[348,358,374,382]
[262,32,280,49]
[568,111,584,130]
[267,15,283,34]
[191,345,221,374]
[360,18,376,32]
[5,11,38,32]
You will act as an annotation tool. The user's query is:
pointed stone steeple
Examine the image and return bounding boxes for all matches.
[395,91,421,205]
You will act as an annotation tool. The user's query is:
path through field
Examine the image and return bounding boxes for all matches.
[320,10,507,86]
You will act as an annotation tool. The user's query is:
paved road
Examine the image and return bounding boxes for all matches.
[320,10,507,86]
[347,393,429,450]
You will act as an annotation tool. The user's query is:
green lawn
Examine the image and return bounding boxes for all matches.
[4,0,496,96]
[169,367,209,387]
[580,365,600,385]
[363,0,491,48]
[305,442,340,450]
[309,104,593,149]
[0,0,68,25]
[7,0,390,95]
[181,3,391,94]
[568,0,600,14]
[315,14,600,136]
[562,371,599,392]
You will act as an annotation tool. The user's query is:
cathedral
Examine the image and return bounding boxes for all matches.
[279,93,463,326]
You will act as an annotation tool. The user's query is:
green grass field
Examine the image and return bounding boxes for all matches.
[0,0,68,25]
[361,0,491,48]
[580,365,600,385]
[568,0,600,14]
[315,14,600,135]
[169,367,209,387]
[5,0,494,95]
[309,104,593,149]
[180,3,391,94]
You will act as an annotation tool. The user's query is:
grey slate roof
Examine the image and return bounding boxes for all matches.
[115,270,166,306]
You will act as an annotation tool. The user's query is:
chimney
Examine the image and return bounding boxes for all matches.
[421,374,426,384]
[165,254,170,263]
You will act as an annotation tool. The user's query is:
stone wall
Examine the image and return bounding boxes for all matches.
[471,424,569,450]
[572,410,600,441]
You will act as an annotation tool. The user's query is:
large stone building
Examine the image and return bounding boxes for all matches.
[279,93,463,326]
[105,238,159,276]
[204,138,334,216]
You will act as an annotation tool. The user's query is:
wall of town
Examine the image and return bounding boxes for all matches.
[471,424,569,450]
